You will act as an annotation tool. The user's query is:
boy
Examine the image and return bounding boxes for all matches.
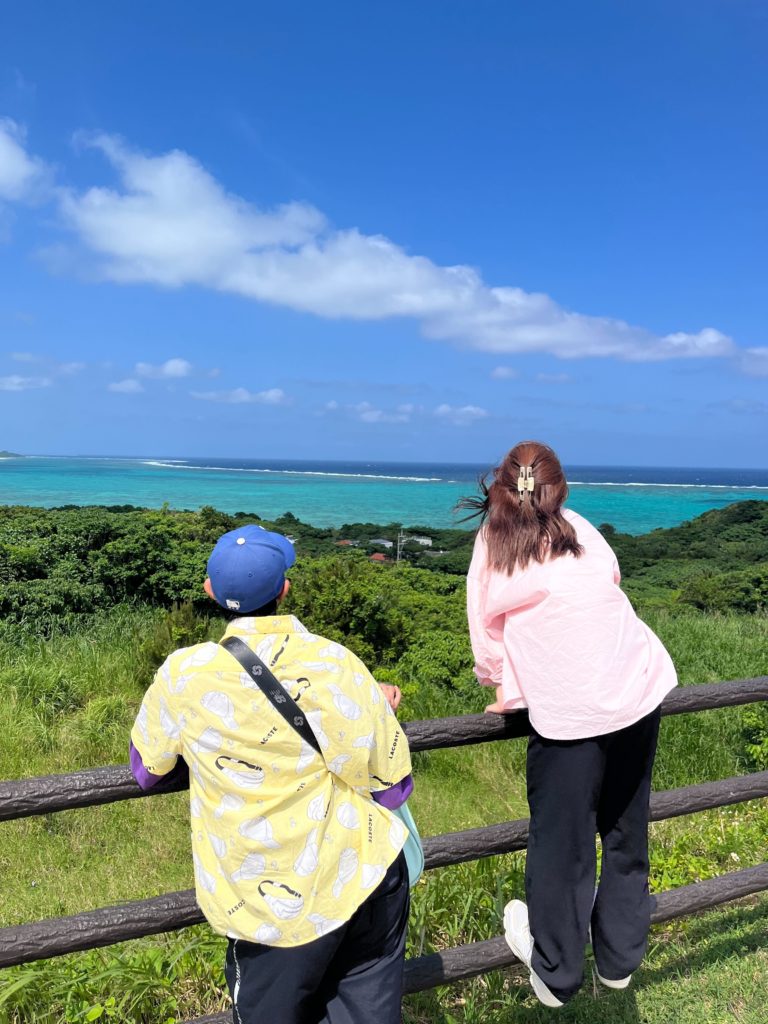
[130,525,413,1024]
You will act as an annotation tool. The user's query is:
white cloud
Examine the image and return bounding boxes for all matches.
[108,378,144,393]
[0,118,50,201]
[491,366,519,379]
[0,125,749,367]
[738,347,768,378]
[190,386,286,405]
[325,399,339,410]
[434,403,489,426]
[135,357,193,379]
[0,374,51,391]
[59,132,324,287]
[47,133,736,365]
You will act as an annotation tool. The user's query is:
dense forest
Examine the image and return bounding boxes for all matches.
[1,499,766,626]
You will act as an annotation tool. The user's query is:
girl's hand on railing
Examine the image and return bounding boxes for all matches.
[485,684,519,714]
[379,684,402,712]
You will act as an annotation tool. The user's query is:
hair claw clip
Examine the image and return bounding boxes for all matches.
[517,465,535,500]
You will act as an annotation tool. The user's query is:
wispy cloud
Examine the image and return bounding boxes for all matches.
[738,347,768,378]
[108,378,144,393]
[434,403,489,426]
[353,401,413,424]
[0,122,748,367]
[323,399,418,423]
[0,374,51,391]
[710,398,768,416]
[536,372,571,383]
[135,357,193,379]
[10,352,85,376]
[0,118,50,202]
[190,386,286,405]
[491,366,519,379]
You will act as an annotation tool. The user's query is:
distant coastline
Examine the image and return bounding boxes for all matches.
[0,450,22,459]
[2,456,768,534]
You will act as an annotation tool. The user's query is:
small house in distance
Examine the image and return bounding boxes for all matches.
[335,539,360,547]
[410,535,433,547]
[369,552,391,563]
[369,538,394,549]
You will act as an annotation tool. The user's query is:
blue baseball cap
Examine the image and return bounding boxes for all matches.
[206,525,296,613]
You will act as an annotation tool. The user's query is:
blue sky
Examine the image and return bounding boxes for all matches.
[0,0,766,466]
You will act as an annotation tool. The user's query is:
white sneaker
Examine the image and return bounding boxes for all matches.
[503,900,534,966]
[596,971,632,990]
[503,900,564,1009]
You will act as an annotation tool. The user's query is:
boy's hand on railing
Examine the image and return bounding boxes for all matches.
[379,684,402,712]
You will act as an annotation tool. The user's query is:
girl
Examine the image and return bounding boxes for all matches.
[462,441,677,1008]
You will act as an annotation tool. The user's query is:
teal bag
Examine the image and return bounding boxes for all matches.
[392,800,424,886]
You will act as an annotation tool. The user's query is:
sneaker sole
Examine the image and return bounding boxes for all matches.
[596,972,631,989]
[531,970,565,1008]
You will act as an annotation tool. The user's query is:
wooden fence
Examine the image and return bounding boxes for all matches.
[1,675,768,1021]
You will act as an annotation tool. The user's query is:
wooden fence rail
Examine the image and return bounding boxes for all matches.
[3,767,768,969]
[1,674,767,1015]
[2,676,766,823]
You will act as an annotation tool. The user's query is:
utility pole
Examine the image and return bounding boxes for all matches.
[396,528,408,563]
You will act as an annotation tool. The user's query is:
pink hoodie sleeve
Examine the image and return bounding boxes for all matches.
[466,532,504,688]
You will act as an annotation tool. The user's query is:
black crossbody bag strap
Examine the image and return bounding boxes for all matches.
[220,635,322,755]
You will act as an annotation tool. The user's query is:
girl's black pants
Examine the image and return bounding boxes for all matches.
[526,705,662,1003]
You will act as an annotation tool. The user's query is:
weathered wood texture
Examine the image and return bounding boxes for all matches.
[425,769,768,869]
[0,763,189,823]
[2,771,767,969]
[1,677,766,823]
[184,861,768,1023]
[0,891,204,969]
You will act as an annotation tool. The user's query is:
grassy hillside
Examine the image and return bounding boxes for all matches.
[0,501,766,1022]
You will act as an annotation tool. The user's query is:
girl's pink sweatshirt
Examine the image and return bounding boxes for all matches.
[467,508,678,740]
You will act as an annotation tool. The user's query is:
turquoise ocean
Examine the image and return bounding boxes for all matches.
[2,456,768,534]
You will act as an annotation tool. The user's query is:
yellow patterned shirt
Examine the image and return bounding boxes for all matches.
[130,614,413,946]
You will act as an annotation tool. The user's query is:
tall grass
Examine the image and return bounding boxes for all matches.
[1,606,767,1022]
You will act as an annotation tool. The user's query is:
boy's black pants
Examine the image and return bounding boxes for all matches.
[224,852,409,1024]
[525,706,661,1003]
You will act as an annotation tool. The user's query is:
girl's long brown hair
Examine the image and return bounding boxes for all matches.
[458,440,583,573]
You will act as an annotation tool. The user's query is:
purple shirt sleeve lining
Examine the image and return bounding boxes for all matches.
[372,773,414,810]
[129,740,167,790]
